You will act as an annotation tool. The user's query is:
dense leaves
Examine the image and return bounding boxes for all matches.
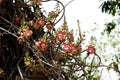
[104,21,116,34]
[100,0,120,34]
[101,0,120,16]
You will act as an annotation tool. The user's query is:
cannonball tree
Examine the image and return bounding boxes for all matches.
[0,0,119,80]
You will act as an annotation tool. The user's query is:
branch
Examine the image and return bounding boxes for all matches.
[42,0,65,25]
[0,16,19,30]
[0,27,18,38]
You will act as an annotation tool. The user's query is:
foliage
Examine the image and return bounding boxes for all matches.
[100,0,120,34]
[100,1,120,76]
[100,0,120,16]
[104,21,116,34]
[90,21,120,79]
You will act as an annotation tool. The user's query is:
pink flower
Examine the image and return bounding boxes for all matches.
[86,45,95,54]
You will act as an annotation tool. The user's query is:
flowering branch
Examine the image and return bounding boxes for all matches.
[0,0,119,80]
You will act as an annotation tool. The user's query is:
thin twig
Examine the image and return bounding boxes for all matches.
[0,16,19,30]
[95,53,101,66]
[42,0,65,25]
[17,53,25,80]
[83,64,120,74]
[25,42,54,68]
[64,0,74,8]
[77,20,82,39]
[0,27,18,38]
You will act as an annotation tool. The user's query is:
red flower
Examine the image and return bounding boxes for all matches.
[37,17,46,27]
[39,41,47,51]
[17,36,24,44]
[28,20,34,27]
[78,46,82,52]
[86,45,95,54]
[56,31,66,42]
[14,15,20,25]
[33,22,39,30]
[68,33,73,38]
[71,44,78,55]
[33,17,46,30]
[62,43,72,53]
[23,27,33,38]
[0,0,3,5]
[35,39,47,51]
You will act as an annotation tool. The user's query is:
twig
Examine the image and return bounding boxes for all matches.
[17,53,25,80]
[25,42,55,68]
[0,27,18,38]
[83,64,120,74]
[42,0,65,25]
[0,16,19,30]
[77,20,82,39]
[95,53,101,66]
[64,0,74,8]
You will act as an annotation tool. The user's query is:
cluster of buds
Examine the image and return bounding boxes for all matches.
[24,52,35,67]
[17,27,33,44]
[29,0,42,5]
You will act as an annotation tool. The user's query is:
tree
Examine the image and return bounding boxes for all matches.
[0,0,119,80]
[101,0,120,16]
[100,0,120,34]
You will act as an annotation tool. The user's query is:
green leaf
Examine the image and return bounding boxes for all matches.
[113,62,118,70]
[93,77,100,80]
[107,63,112,71]
[115,54,119,62]
[25,51,30,58]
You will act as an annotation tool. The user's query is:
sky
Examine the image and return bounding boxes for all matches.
[43,0,114,33]
[43,0,119,79]
[60,0,107,30]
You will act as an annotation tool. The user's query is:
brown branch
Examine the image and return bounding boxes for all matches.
[0,27,18,38]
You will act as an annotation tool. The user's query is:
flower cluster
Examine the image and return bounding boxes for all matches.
[16,1,98,80]
[17,4,96,57]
